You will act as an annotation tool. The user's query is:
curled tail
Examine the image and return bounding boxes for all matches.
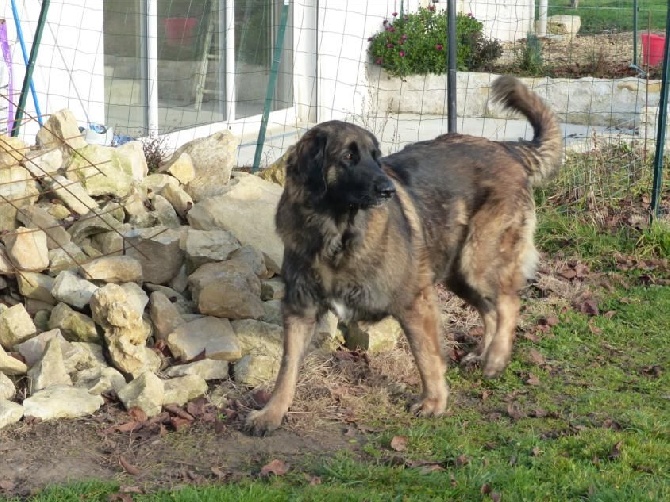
[491,75,563,185]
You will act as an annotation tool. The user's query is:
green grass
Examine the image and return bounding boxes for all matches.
[548,0,667,34]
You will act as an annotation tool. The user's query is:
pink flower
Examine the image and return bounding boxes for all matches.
[392,11,398,17]
[401,34,408,40]
[376,57,383,65]
[367,37,373,41]
[387,43,394,48]
[435,43,443,50]
[427,4,435,12]
[399,50,405,57]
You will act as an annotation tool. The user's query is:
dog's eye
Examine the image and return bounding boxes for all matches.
[343,152,353,161]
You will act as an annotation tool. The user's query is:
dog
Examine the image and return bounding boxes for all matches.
[246,75,562,435]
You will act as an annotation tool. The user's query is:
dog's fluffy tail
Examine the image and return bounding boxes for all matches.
[491,75,562,185]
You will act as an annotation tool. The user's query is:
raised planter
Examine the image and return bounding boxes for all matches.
[367,66,663,130]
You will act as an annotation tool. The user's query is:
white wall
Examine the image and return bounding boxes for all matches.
[459,0,535,42]
[1,0,105,142]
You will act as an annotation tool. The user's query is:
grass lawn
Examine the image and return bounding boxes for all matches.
[549,0,667,34]
[3,145,669,501]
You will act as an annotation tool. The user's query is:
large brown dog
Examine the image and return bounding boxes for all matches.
[246,75,562,435]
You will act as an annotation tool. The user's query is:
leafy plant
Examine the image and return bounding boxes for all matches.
[517,33,544,76]
[367,6,503,77]
[140,134,171,174]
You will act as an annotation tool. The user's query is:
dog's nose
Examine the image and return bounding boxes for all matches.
[374,177,396,199]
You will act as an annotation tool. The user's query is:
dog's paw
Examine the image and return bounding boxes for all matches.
[460,351,483,369]
[245,408,284,436]
[482,353,509,379]
[409,396,447,417]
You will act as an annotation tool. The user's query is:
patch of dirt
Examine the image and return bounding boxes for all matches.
[496,31,665,79]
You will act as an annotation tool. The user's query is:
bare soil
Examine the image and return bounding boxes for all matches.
[497,32,665,79]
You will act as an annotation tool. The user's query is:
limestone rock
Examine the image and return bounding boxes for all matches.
[261,299,282,326]
[234,354,280,386]
[0,343,27,375]
[181,228,241,272]
[261,278,285,301]
[23,147,63,178]
[120,282,150,317]
[0,303,37,350]
[117,372,165,417]
[164,359,229,380]
[16,205,71,250]
[166,152,195,184]
[92,231,124,256]
[48,242,88,275]
[0,372,16,400]
[75,366,126,395]
[0,135,27,167]
[343,317,403,352]
[80,256,143,283]
[228,244,270,278]
[90,284,158,378]
[124,227,184,284]
[0,244,14,275]
[27,338,73,393]
[23,385,104,420]
[45,175,98,215]
[48,303,100,343]
[162,181,193,217]
[312,311,344,351]
[547,15,581,38]
[0,163,40,232]
[231,319,283,359]
[63,342,107,375]
[152,194,181,228]
[0,399,24,430]
[189,261,264,320]
[15,329,69,367]
[163,374,207,406]
[17,272,56,304]
[167,317,241,361]
[256,146,292,186]
[2,227,50,272]
[149,291,184,341]
[187,174,284,270]
[162,130,239,202]
[51,270,99,309]
[35,109,87,154]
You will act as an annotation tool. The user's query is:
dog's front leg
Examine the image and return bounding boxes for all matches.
[246,312,317,435]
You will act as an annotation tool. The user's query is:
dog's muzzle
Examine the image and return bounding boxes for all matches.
[374,177,396,200]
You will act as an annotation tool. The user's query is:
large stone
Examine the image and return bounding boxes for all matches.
[27,338,73,393]
[261,278,285,301]
[149,291,185,341]
[256,147,292,186]
[0,303,37,350]
[63,342,107,375]
[0,244,14,275]
[75,366,126,395]
[162,183,193,218]
[0,343,27,375]
[117,372,164,417]
[0,372,15,400]
[0,135,27,167]
[162,130,239,202]
[123,227,185,284]
[51,270,99,309]
[16,272,56,304]
[189,261,264,320]
[343,317,403,352]
[23,147,64,178]
[90,284,158,378]
[152,194,182,228]
[233,354,280,386]
[229,245,270,278]
[48,242,88,275]
[167,317,241,361]
[80,256,143,283]
[45,175,98,215]
[0,399,24,430]
[261,299,282,326]
[181,228,241,272]
[166,152,195,185]
[0,164,40,232]
[163,359,229,380]
[231,319,283,359]
[2,227,50,272]
[124,187,157,228]
[23,385,104,420]
[15,329,69,367]
[35,109,87,154]
[312,311,344,351]
[92,231,124,256]
[16,205,71,250]
[188,174,284,271]
[162,374,207,406]
[48,303,100,343]
[547,15,581,38]
[65,142,147,197]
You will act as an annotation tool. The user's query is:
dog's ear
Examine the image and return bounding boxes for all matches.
[287,128,328,193]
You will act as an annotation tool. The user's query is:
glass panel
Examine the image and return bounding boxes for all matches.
[157,0,225,132]
[103,0,147,136]
[234,0,293,119]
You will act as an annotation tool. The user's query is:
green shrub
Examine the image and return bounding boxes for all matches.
[368,6,503,77]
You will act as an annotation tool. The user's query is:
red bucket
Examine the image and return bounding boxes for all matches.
[163,17,198,46]
[641,33,666,67]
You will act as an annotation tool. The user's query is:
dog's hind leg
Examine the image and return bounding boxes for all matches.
[246,313,317,435]
[482,293,520,378]
[461,303,497,366]
[397,286,449,416]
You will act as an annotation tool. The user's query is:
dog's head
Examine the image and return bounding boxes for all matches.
[286,121,396,210]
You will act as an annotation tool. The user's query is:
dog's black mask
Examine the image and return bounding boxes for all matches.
[288,121,396,211]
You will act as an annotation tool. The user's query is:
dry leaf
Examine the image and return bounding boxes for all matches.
[528,348,545,366]
[260,459,289,477]
[525,373,541,386]
[119,456,141,476]
[390,435,408,452]
[0,480,15,491]
[608,441,623,461]
[128,407,148,423]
